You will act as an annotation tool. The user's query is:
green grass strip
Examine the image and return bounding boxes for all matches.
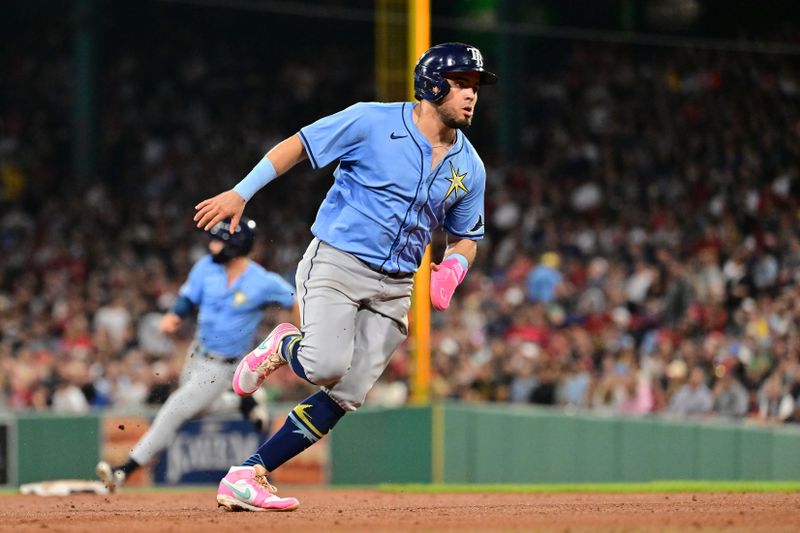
[379,480,800,494]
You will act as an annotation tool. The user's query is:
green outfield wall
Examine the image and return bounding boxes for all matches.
[4,406,800,487]
[329,404,800,484]
[0,414,103,486]
[15,414,101,484]
[331,405,432,484]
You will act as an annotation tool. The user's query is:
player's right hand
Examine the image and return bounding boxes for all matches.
[194,190,246,232]
[159,313,182,334]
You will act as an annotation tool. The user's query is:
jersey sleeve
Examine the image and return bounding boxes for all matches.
[443,159,486,240]
[298,102,366,169]
[178,257,208,305]
[261,273,296,309]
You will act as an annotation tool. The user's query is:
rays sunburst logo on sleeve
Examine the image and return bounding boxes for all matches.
[444,161,469,200]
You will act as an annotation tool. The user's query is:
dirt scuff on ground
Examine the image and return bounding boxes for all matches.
[0,489,798,532]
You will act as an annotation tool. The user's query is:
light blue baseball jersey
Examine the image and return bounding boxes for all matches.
[298,102,486,275]
[178,256,295,357]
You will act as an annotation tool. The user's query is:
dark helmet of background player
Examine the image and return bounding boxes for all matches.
[414,42,498,103]
[208,217,257,264]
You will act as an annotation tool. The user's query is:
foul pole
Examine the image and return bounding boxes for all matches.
[408,0,431,405]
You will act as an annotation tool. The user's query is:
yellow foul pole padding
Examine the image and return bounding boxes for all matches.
[408,0,431,406]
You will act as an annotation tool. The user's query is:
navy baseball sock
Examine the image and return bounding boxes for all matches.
[241,390,345,471]
[280,334,311,382]
[117,458,140,476]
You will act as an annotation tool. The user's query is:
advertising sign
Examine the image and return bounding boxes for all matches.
[154,418,261,484]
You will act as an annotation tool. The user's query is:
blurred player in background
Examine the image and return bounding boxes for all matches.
[96,218,297,491]
[195,42,495,511]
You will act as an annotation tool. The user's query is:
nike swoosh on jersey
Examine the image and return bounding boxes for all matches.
[390,132,408,139]
[222,479,253,501]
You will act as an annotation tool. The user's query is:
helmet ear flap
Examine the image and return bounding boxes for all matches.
[414,71,451,102]
[429,73,451,102]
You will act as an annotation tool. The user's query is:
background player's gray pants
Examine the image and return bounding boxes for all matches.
[129,344,238,465]
[294,239,413,411]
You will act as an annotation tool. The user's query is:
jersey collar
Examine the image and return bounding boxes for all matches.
[403,102,461,152]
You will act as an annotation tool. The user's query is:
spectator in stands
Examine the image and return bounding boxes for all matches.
[617,369,654,416]
[526,252,563,303]
[712,364,749,419]
[668,366,713,417]
[51,361,91,414]
[756,374,795,424]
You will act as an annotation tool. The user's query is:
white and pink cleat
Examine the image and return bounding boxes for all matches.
[232,323,300,397]
[216,464,299,512]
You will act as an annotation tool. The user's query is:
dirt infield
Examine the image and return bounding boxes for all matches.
[1,488,798,532]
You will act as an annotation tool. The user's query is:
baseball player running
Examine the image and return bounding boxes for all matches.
[96,218,297,492]
[194,43,495,512]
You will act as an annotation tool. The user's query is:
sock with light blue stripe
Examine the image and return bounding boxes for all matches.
[241,390,346,471]
[280,334,311,383]
[241,454,264,468]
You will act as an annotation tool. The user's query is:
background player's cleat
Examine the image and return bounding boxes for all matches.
[95,461,126,493]
[238,387,270,434]
[233,323,299,396]
[216,465,299,512]
[249,387,270,434]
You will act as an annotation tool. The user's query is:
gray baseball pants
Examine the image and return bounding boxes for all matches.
[294,238,413,411]
[129,342,239,465]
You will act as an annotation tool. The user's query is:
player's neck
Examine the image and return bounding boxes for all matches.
[413,103,456,148]
[225,257,250,275]
[224,257,250,288]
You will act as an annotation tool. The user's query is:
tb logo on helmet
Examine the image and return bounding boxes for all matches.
[467,47,483,67]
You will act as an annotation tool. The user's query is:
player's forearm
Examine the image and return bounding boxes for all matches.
[233,134,308,201]
[443,238,477,267]
[266,134,308,175]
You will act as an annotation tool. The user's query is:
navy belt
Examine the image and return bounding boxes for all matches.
[357,257,414,279]
[193,342,238,365]
[381,270,414,280]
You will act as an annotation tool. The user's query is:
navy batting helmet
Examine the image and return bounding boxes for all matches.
[208,217,256,263]
[414,42,497,103]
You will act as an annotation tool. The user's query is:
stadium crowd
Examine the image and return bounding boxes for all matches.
[3,25,800,424]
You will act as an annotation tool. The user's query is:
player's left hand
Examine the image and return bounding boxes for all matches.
[430,257,467,311]
[194,190,246,232]
[159,313,182,334]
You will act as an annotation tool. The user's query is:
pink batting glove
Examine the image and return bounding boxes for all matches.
[430,256,468,311]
